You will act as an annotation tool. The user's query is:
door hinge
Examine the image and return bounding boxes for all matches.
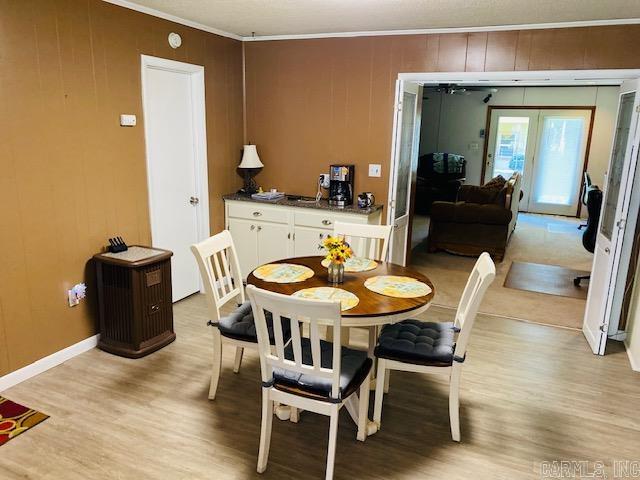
[617,218,626,230]
[599,324,607,332]
[636,105,640,113]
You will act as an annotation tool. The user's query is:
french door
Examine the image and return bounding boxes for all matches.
[485,108,592,216]
[583,79,640,355]
[389,81,422,266]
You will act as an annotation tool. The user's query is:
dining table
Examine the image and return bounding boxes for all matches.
[246,255,436,436]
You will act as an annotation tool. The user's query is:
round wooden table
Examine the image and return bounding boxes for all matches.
[247,256,435,436]
[246,256,435,328]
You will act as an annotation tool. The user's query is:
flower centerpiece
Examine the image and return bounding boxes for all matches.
[320,235,352,284]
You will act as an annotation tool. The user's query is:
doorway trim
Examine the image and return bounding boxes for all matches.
[481,105,596,217]
[140,54,210,253]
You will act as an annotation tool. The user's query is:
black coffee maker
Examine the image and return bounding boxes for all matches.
[329,164,355,207]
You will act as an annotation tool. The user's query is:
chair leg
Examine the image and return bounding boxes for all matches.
[357,371,371,441]
[384,369,390,394]
[233,347,244,373]
[209,329,223,400]
[290,407,300,423]
[449,366,462,442]
[326,407,340,480]
[257,389,274,473]
[373,359,386,427]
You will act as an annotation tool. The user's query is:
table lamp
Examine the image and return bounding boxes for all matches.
[238,144,264,194]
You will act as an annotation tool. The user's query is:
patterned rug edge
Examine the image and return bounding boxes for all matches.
[0,396,49,446]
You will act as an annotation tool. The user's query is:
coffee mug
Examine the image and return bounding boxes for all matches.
[358,192,375,208]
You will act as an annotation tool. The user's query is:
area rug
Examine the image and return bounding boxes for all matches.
[0,396,48,446]
[504,262,590,300]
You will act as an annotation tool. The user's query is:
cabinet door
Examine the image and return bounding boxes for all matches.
[294,226,330,257]
[228,218,258,277]
[257,222,292,264]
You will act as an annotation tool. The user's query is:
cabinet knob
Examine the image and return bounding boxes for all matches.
[250,225,255,230]
[253,211,262,217]
[319,233,323,239]
[322,219,332,225]
[257,225,262,231]
[190,196,199,206]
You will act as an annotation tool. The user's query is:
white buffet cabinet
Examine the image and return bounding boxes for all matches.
[224,198,382,277]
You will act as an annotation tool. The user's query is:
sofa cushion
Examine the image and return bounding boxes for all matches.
[374,320,457,366]
[214,301,291,344]
[272,339,372,402]
[431,201,512,225]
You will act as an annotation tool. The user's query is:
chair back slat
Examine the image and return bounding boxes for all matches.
[453,252,496,359]
[309,321,322,371]
[271,309,286,360]
[333,222,392,261]
[247,285,343,399]
[191,231,244,322]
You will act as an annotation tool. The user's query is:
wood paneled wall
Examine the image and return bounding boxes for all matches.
[0,0,243,376]
[244,25,640,206]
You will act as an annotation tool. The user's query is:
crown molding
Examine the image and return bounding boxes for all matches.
[102,0,243,41]
[101,2,640,44]
[244,18,640,41]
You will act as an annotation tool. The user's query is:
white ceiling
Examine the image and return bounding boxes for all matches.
[115,0,640,38]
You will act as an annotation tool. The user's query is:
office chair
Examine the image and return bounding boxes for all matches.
[574,184,603,286]
[578,173,593,230]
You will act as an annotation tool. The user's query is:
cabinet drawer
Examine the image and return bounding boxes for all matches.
[294,210,366,229]
[227,201,289,224]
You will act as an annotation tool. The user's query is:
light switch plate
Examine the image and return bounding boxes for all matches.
[368,164,382,177]
[120,114,137,127]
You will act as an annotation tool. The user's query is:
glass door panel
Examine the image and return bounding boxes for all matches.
[394,90,417,220]
[528,110,592,216]
[485,109,539,211]
[491,116,530,179]
[601,92,635,240]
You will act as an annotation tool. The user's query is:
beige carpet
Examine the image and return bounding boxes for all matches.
[410,213,593,329]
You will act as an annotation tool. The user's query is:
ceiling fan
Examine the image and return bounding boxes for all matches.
[433,83,498,95]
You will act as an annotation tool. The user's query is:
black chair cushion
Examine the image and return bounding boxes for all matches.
[214,301,291,344]
[374,320,457,366]
[272,339,372,403]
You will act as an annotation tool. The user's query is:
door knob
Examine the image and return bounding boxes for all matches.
[605,247,610,254]
[190,196,199,205]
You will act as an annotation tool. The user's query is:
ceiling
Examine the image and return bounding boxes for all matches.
[116,0,640,38]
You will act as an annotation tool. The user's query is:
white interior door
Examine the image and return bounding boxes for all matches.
[528,109,592,216]
[484,109,539,209]
[583,79,640,354]
[142,56,209,302]
[389,81,422,266]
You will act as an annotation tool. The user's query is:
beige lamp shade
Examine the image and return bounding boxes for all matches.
[238,144,264,169]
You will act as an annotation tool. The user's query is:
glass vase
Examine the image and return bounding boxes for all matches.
[327,261,345,285]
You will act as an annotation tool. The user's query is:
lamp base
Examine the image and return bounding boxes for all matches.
[239,168,261,194]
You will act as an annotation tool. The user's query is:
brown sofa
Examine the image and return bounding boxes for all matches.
[427,172,521,262]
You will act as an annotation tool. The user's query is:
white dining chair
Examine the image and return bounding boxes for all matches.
[191,230,289,400]
[246,284,372,480]
[332,221,392,261]
[372,252,496,442]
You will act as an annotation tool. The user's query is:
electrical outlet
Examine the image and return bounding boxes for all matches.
[319,173,330,189]
[68,283,87,307]
[368,164,382,177]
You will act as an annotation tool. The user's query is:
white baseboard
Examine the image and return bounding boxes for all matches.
[0,334,99,393]
[624,339,640,372]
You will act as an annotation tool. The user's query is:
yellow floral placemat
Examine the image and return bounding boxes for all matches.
[321,256,378,272]
[364,275,432,298]
[253,263,314,283]
[292,287,359,311]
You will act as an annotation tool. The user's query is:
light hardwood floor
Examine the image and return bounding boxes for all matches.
[1,294,638,479]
